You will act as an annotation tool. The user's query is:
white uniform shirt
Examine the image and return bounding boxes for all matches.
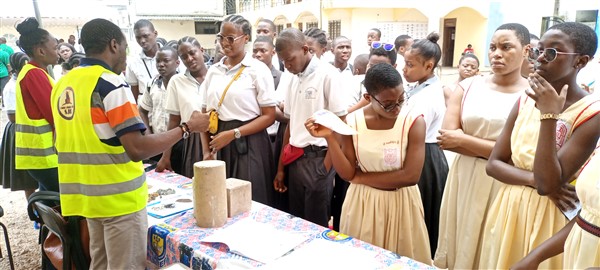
[126,51,158,94]
[201,53,277,121]
[284,56,349,148]
[165,71,203,123]
[2,75,16,114]
[405,75,446,143]
[139,75,170,133]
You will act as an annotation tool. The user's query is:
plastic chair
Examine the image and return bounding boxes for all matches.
[0,204,15,270]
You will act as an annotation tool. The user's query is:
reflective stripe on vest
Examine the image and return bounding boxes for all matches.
[58,152,131,165]
[52,65,146,218]
[60,174,145,196]
[14,63,58,169]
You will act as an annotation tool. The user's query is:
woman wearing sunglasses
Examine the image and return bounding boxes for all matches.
[481,21,600,269]
[199,15,276,205]
[305,63,432,264]
[434,23,529,269]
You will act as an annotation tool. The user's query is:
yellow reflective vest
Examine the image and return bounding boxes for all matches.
[15,64,58,170]
[51,64,146,218]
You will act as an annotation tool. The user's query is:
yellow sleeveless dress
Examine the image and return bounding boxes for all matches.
[434,76,521,269]
[479,93,600,269]
[340,107,432,265]
[564,145,600,268]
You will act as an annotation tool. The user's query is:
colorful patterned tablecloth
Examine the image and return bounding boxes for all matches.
[145,170,434,270]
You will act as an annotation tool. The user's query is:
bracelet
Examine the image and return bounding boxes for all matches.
[540,113,560,121]
[179,122,190,139]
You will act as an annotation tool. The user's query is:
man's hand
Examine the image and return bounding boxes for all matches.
[155,156,172,172]
[187,111,210,133]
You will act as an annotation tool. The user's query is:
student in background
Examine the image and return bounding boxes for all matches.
[353,53,369,76]
[126,19,159,101]
[521,33,540,78]
[442,53,480,106]
[140,46,184,174]
[256,18,284,71]
[304,27,328,59]
[403,32,448,257]
[394,34,413,81]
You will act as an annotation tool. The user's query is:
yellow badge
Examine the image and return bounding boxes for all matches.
[57,87,75,120]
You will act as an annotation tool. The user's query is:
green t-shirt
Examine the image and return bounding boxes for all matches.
[0,50,9,78]
[0,44,14,56]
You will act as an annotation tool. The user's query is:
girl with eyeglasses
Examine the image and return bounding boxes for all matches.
[402,32,448,257]
[434,23,529,269]
[305,63,431,264]
[480,21,600,269]
[199,14,277,205]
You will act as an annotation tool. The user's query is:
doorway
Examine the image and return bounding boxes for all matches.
[443,18,456,67]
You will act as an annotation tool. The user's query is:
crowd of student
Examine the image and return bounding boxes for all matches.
[0,13,599,269]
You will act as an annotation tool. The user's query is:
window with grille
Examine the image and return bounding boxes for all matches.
[276,24,284,34]
[240,0,252,12]
[306,22,318,29]
[328,20,341,39]
[225,0,236,14]
[254,0,269,10]
[194,22,218,35]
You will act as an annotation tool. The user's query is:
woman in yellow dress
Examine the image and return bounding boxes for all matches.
[305,63,432,264]
[434,23,529,269]
[480,21,600,269]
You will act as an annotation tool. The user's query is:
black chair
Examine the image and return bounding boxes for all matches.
[27,191,61,270]
[0,204,15,270]
[33,202,72,270]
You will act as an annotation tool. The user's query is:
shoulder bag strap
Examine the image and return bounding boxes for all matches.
[217,66,246,110]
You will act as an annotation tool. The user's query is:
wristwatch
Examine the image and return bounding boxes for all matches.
[180,122,190,139]
[233,128,241,139]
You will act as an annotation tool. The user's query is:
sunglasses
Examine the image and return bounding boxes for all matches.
[216,33,245,44]
[371,42,395,51]
[371,94,404,112]
[529,47,579,63]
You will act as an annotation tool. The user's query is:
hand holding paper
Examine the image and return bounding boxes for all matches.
[305,110,356,138]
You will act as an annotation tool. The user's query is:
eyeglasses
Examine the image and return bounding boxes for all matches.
[370,95,404,112]
[529,47,580,63]
[216,33,245,44]
[371,42,395,51]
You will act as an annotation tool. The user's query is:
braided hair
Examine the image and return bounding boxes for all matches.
[9,52,29,76]
[223,15,252,41]
[177,36,202,49]
[303,27,328,48]
[15,17,51,57]
[81,18,125,55]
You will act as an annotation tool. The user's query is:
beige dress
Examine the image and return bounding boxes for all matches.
[479,94,600,269]
[340,107,432,264]
[564,145,600,268]
[434,76,521,269]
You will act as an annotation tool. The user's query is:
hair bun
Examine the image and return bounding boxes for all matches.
[426,32,440,44]
[16,17,40,35]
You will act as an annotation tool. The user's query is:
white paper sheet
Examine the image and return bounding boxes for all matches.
[201,218,308,264]
[561,200,582,221]
[256,238,379,270]
[312,109,357,135]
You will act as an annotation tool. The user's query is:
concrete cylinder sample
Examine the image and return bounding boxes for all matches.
[192,160,228,228]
